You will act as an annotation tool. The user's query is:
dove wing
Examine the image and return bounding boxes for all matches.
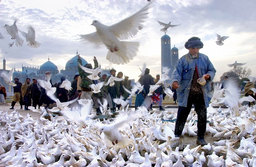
[221,36,229,41]
[109,2,151,40]
[123,85,132,94]
[158,20,167,26]
[112,114,132,129]
[27,26,36,39]
[80,32,102,45]
[78,63,93,73]
[216,34,221,40]
[113,77,124,82]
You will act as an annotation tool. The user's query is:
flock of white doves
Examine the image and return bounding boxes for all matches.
[0,92,256,166]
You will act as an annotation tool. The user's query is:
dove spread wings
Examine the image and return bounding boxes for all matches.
[105,76,123,87]
[80,2,151,64]
[89,82,104,93]
[0,68,16,86]
[78,63,101,80]
[59,79,72,91]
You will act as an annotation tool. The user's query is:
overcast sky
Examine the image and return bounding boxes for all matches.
[0,0,256,81]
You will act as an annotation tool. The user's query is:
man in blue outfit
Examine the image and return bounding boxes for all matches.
[171,37,216,146]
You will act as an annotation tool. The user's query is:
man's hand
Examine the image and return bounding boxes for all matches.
[203,74,211,80]
[172,81,179,89]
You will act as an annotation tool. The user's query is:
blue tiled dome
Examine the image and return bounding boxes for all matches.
[65,55,87,71]
[172,46,178,51]
[40,60,58,72]
[161,34,170,40]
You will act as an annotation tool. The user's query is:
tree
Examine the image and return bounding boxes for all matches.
[233,66,251,79]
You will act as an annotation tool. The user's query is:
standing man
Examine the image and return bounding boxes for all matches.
[171,37,216,145]
[10,78,22,109]
[21,78,32,110]
[31,79,41,109]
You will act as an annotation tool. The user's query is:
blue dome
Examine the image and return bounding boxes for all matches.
[40,60,58,72]
[161,34,170,40]
[65,55,87,71]
[172,46,178,51]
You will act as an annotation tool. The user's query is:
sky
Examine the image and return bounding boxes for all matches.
[0,0,256,81]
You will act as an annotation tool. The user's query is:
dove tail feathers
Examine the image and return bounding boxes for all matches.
[106,41,139,64]
[15,36,24,47]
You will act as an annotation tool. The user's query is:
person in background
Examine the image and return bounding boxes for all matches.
[77,56,98,99]
[0,84,7,104]
[56,76,69,102]
[171,37,216,146]
[123,76,132,105]
[31,79,41,109]
[108,69,117,113]
[10,78,22,110]
[154,74,165,111]
[100,74,113,111]
[115,71,125,110]
[21,78,32,110]
[69,73,79,100]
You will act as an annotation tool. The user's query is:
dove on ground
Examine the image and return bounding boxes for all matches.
[216,33,229,46]
[4,19,23,46]
[80,2,151,64]
[20,26,40,48]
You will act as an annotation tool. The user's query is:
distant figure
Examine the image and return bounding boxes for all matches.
[108,69,117,113]
[244,81,256,106]
[56,76,68,102]
[10,78,22,109]
[123,76,132,105]
[0,84,7,104]
[171,37,216,146]
[154,74,165,111]
[69,73,79,100]
[21,78,32,110]
[31,79,41,109]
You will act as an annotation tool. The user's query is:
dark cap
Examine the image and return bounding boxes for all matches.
[185,37,204,49]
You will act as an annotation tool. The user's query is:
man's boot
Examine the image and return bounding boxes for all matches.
[10,101,16,109]
[159,106,165,111]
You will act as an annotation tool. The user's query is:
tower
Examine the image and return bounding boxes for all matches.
[171,46,179,73]
[161,34,172,78]
[3,58,6,70]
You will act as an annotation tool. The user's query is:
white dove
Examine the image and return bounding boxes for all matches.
[216,34,229,46]
[20,26,40,48]
[0,68,16,86]
[98,113,136,146]
[89,82,104,93]
[78,63,101,80]
[105,76,123,87]
[59,79,72,91]
[37,79,57,102]
[4,19,23,46]
[158,20,179,34]
[113,96,129,110]
[123,82,144,99]
[80,2,151,64]
[163,86,173,98]
[148,84,160,96]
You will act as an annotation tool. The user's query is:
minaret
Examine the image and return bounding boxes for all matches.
[171,46,179,74]
[3,58,6,70]
[161,34,172,78]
